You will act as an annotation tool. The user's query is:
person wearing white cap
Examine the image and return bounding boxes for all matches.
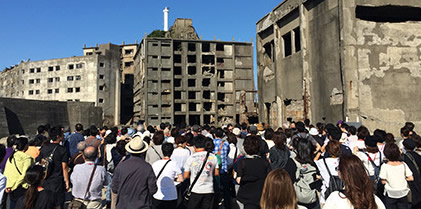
[111,136,157,209]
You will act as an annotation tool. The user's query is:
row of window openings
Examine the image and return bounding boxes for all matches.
[29,87,81,95]
[28,62,87,73]
[150,66,216,76]
[172,42,226,52]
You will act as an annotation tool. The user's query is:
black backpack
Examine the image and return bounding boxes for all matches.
[322,156,344,199]
[364,152,382,190]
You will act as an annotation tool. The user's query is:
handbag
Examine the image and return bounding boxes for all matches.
[67,165,97,209]
[183,152,210,203]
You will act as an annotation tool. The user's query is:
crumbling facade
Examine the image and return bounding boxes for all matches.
[257,0,421,134]
[0,43,122,126]
[134,19,257,127]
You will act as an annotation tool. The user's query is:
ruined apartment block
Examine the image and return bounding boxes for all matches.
[0,43,123,126]
[134,19,256,127]
[257,0,421,134]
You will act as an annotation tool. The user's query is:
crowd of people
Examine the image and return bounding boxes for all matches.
[0,120,420,209]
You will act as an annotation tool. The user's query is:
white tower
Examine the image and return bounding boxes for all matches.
[163,7,169,32]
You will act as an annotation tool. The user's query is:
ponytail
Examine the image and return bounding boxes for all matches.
[23,165,44,209]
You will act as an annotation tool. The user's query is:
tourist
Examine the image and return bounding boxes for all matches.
[226,132,238,170]
[146,131,165,164]
[183,135,219,209]
[25,136,42,159]
[324,155,385,209]
[260,168,306,209]
[85,126,101,148]
[4,137,33,209]
[213,128,231,209]
[0,135,16,172]
[380,143,414,209]
[314,140,342,202]
[402,138,421,208]
[15,165,57,209]
[36,126,70,208]
[268,133,295,178]
[71,146,108,209]
[111,136,157,209]
[152,143,183,209]
[356,125,370,150]
[291,137,320,209]
[263,128,275,149]
[354,135,383,195]
[68,123,85,156]
[171,136,190,173]
[68,141,86,170]
[111,140,127,168]
[0,144,7,205]
[236,135,271,209]
[99,133,116,207]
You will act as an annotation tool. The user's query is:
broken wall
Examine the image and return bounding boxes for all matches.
[342,0,421,134]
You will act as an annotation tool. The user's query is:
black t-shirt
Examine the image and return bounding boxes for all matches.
[36,143,69,179]
[237,157,271,206]
[15,189,57,209]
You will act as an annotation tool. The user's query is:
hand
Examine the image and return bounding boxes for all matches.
[65,181,70,191]
[5,188,11,193]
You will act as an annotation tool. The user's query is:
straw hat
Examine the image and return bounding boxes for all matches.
[125,135,149,154]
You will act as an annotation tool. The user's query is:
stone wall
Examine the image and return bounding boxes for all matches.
[0,98,102,138]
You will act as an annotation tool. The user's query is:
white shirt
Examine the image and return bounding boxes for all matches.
[379,163,412,198]
[171,148,191,173]
[324,191,385,209]
[152,159,181,200]
[184,151,218,194]
[227,144,237,169]
[356,151,382,176]
[315,157,339,202]
[265,140,275,149]
[0,173,6,202]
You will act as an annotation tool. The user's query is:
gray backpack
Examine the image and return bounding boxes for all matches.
[293,158,318,204]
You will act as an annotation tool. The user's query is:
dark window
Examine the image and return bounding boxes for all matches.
[67,76,74,81]
[174,55,182,63]
[188,91,196,99]
[124,62,133,67]
[203,91,211,99]
[48,89,53,94]
[174,103,182,112]
[188,66,196,75]
[188,43,196,51]
[202,42,210,52]
[189,103,197,111]
[35,90,40,94]
[188,79,195,87]
[283,32,292,57]
[55,89,59,93]
[29,90,34,95]
[125,49,133,55]
[36,68,41,73]
[30,68,34,73]
[202,78,211,87]
[55,77,60,82]
[216,43,224,51]
[187,55,196,63]
[75,87,80,92]
[56,66,60,71]
[174,91,181,99]
[174,67,182,75]
[99,74,104,79]
[294,27,301,52]
[174,79,182,87]
[99,63,104,67]
[67,88,73,93]
[99,98,104,103]
[48,66,54,71]
[75,75,81,80]
[68,64,74,70]
[36,79,40,83]
[48,78,53,83]
[202,55,215,65]
[76,63,83,68]
[99,85,105,90]
[204,102,212,111]
[29,79,34,84]
[356,5,421,22]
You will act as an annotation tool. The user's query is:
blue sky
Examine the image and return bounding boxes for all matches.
[0,0,281,80]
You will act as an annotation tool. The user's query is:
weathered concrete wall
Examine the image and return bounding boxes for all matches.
[342,0,421,135]
[257,0,421,134]
[0,97,102,138]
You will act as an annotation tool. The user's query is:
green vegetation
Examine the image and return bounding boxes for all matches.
[148,30,166,38]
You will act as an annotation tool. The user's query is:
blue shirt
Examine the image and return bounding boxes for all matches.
[213,138,230,173]
[68,132,85,156]
[71,162,108,200]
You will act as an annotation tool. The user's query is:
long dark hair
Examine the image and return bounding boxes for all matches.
[338,155,377,209]
[9,137,28,163]
[24,165,44,209]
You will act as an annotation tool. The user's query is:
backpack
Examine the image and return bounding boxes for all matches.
[364,152,382,190]
[292,158,319,204]
[322,157,344,199]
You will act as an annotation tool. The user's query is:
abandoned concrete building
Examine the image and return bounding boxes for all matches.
[133,19,257,126]
[0,43,136,126]
[257,0,421,134]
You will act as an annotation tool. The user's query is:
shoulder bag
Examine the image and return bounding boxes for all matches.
[67,165,97,209]
[184,152,210,203]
